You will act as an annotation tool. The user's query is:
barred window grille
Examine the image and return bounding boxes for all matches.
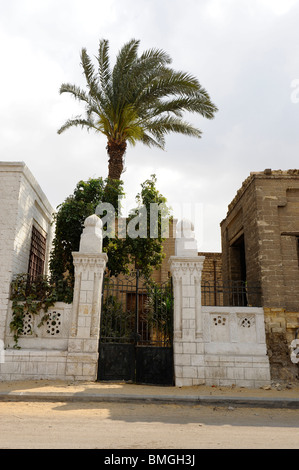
[28,226,47,279]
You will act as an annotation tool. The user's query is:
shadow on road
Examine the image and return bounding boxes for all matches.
[51,399,299,428]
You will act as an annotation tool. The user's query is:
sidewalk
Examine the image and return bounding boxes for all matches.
[0,379,299,409]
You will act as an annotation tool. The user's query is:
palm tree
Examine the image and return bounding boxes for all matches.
[58,39,218,180]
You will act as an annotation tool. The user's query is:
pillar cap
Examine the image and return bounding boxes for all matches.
[79,214,103,253]
[84,214,102,228]
[175,218,198,256]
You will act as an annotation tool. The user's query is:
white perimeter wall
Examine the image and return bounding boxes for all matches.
[0,162,54,343]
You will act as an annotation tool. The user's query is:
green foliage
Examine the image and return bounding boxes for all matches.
[125,175,171,278]
[9,274,62,348]
[145,279,173,341]
[49,176,125,292]
[101,293,134,341]
[49,174,170,296]
[100,276,173,344]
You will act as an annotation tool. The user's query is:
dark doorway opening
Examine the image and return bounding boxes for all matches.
[228,233,247,306]
[230,233,247,282]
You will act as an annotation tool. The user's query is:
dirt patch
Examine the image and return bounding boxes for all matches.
[0,379,298,399]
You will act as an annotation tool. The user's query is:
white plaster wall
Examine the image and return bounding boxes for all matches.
[170,255,271,388]
[0,213,107,383]
[4,302,73,350]
[202,306,268,356]
[0,162,54,344]
[12,164,54,275]
[174,306,271,388]
[0,169,20,341]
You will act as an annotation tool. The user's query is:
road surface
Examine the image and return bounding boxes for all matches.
[0,400,298,449]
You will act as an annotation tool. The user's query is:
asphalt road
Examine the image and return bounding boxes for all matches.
[0,400,298,449]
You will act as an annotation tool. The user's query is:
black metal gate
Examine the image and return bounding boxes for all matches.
[97,270,174,385]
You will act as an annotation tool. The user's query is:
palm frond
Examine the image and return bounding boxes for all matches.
[138,48,172,67]
[150,95,218,120]
[97,39,111,91]
[112,39,140,107]
[59,83,93,105]
[140,132,165,150]
[57,117,98,135]
[114,39,140,75]
[80,48,99,98]
[145,116,202,139]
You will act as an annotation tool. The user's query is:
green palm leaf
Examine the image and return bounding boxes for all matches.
[58,38,218,180]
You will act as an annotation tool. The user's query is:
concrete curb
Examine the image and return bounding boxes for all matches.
[0,391,299,409]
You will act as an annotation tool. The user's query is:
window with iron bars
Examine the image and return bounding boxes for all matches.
[28,225,47,280]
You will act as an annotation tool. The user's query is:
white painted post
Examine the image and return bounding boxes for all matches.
[169,219,205,387]
[67,214,108,380]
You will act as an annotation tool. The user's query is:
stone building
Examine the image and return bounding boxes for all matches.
[0,162,54,344]
[220,169,299,380]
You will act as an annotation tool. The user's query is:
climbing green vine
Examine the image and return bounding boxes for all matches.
[9,274,71,348]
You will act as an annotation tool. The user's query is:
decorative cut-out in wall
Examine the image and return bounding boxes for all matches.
[22,314,33,336]
[241,317,251,328]
[46,311,62,336]
[213,315,226,326]
[238,314,255,329]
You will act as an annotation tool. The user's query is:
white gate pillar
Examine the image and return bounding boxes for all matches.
[67,214,107,380]
[169,219,205,387]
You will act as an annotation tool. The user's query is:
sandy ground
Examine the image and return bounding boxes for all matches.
[0,391,299,449]
[1,379,299,448]
[0,378,299,398]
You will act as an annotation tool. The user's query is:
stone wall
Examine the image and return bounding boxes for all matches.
[198,252,222,285]
[264,307,299,381]
[5,302,72,351]
[169,220,270,388]
[220,169,299,382]
[0,215,107,382]
[221,169,299,309]
[221,174,259,287]
[0,162,54,344]
[202,306,270,387]
[169,255,270,388]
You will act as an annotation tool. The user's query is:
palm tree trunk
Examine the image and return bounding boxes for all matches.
[107,141,127,180]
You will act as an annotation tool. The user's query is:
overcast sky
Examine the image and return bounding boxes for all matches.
[1,0,298,251]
